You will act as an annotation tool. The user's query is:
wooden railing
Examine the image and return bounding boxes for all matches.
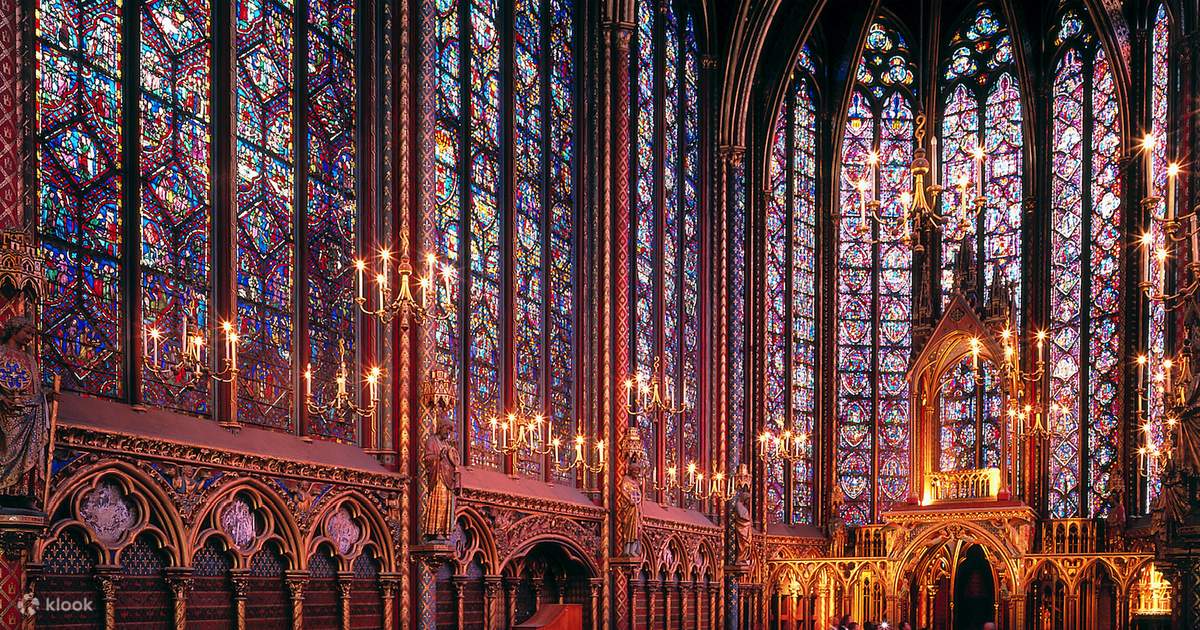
[925,468,1000,503]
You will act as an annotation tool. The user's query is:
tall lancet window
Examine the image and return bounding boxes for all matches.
[1144,2,1172,510]
[765,47,818,525]
[631,0,704,505]
[1048,7,1123,518]
[835,18,916,525]
[934,3,1021,475]
[430,0,578,478]
[938,5,1023,314]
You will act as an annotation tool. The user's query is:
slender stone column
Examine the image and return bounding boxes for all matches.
[165,569,193,630]
[284,570,308,630]
[506,576,520,627]
[483,576,503,630]
[451,575,468,630]
[230,570,249,630]
[589,578,603,630]
[381,575,401,630]
[95,570,120,630]
[724,573,740,630]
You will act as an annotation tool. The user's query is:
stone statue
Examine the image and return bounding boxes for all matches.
[421,415,460,540]
[828,484,846,557]
[0,317,53,509]
[730,464,753,565]
[616,429,647,558]
[1105,476,1126,546]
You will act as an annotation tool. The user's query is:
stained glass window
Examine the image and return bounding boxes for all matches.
[938,4,1022,319]
[429,0,577,478]
[1144,2,1171,510]
[305,1,358,441]
[1048,8,1123,518]
[36,0,125,397]
[765,51,818,525]
[36,0,363,441]
[140,1,212,412]
[728,154,747,474]
[631,0,705,506]
[937,357,1002,471]
[836,18,915,526]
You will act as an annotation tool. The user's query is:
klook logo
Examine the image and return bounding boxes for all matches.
[21,595,95,616]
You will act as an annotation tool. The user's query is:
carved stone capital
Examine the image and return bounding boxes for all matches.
[164,568,194,599]
[337,572,355,599]
[285,570,309,599]
[94,570,120,601]
[229,570,251,600]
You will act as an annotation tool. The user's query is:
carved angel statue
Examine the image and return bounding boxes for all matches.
[730,464,753,565]
[616,429,647,558]
[421,414,461,540]
[0,317,55,509]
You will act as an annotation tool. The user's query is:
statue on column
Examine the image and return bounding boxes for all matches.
[616,427,647,558]
[0,317,55,510]
[828,484,846,557]
[421,413,460,540]
[730,464,753,565]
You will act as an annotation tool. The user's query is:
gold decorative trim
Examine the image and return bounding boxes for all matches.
[56,425,406,490]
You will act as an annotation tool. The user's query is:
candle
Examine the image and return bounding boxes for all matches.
[304,364,313,395]
[1167,163,1179,222]
[355,259,365,301]
[974,145,985,197]
[1144,135,1157,195]
[380,248,391,291]
[930,135,939,182]
[1165,359,1174,395]
[490,416,498,445]
[181,311,189,353]
[1141,233,1153,287]
[868,151,878,201]
[1036,331,1045,365]
[959,176,969,212]
[368,367,380,402]
[377,273,387,309]
[597,440,606,467]
[858,181,869,223]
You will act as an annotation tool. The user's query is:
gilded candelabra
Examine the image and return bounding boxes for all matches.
[624,356,690,417]
[304,339,381,419]
[1138,134,1200,307]
[847,114,986,254]
[354,230,455,330]
[141,308,240,392]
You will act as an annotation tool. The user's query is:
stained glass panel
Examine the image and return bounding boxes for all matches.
[467,0,502,468]
[306,0,356,441]
[140,0,211,412]
[1049,13,1123,517]
[37,0,125,396]
[836,18,914,525]
[548,0,576,484]
[236,0,295,429]
[513,0,544,477]
[1146,2,1170,506]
